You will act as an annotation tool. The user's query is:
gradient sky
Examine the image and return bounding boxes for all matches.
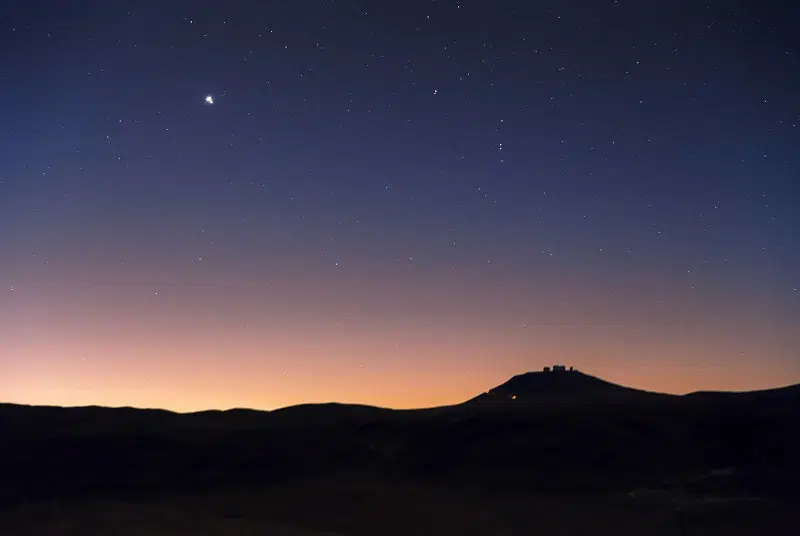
[2,1,799,411]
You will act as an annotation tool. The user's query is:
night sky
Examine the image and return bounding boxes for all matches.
[2,1,798,411]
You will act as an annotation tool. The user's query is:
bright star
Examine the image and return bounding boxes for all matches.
[205,95,214,105]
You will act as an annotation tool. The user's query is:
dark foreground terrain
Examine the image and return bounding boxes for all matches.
[1,371,799,534]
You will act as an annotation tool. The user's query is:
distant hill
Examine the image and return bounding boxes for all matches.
[467,368,671,404]
[1,369,799,506]
[684,382,800,402]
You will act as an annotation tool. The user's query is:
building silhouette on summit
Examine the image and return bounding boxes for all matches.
[543,365,575,372]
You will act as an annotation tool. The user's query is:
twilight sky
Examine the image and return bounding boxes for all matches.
[1,1,798,411]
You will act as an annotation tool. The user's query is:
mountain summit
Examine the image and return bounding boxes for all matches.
[467,366,667,404]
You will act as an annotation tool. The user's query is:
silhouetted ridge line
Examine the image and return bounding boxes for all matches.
[466,368,670,404]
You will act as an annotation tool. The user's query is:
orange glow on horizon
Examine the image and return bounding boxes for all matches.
[2,256,798,412]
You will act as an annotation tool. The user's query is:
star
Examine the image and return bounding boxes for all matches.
[205,95,214,105]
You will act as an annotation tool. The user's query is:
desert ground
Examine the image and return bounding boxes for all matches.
[1,477,797,535]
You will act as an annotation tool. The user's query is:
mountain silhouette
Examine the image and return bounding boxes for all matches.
[1,368,799,511]
[467,367,670,404]
[684,382,800,402]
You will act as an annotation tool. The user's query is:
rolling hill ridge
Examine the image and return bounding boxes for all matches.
[1,368,799,507]
[466,367,671,404]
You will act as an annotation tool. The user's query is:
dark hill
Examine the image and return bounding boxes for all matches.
[1,371,799,507]
[684,383,800,402]
[467,369,670,404]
